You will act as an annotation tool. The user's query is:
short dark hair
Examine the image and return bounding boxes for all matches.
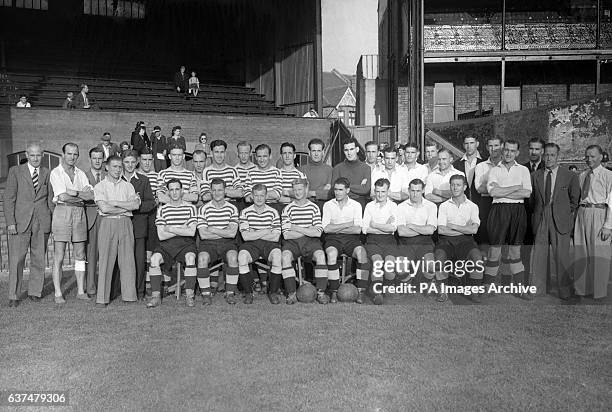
[255,144,271,155]
[404,143,419,151]
[463,135,477,142]
[62,142,78,154]
[210,178,226,189]
[543,143,560,153]
[586,144,603,155]
[237,141,252,151]
[364,140,378,150]
[425,140,438,149]
[166,178,182,189]
[383,147,397,156]
[192,149,206,158]
[308,138,325,150]
[252,183,267,194]
[408,179,425,190]
[333,177,350,189]
[374,178,390,189]
[450,174,467,186]
[343,137,359,149]
[140,149,153,157]
[528,137,545,148]
[89,147,104,158]
[169,145,184,153]
[280,142,296,153]
[505,140,520,150]
[210,139,227,151]
[171,126,182,135]
[122,150,139,160]
[486,136,502,146]
[107,155,123,165]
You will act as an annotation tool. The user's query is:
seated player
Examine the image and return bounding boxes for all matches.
[362,178,399,305]
[147,178,198,308]
[322,177,369,303]
[237,184,283,304]
[396,178,437,286]
[197,178,240,306]
[434,174,484,303]
[280,179,329,305]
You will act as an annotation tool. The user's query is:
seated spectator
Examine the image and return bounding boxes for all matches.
[16,96,31,108]
[62,92,75,109]
[75,84,91,109]
[194,133,207,152]
[189,71,200,97]
[174,66,188,94]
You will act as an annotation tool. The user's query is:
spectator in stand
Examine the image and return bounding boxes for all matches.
[189,71,200,97]
[97,132,120,162]
[62,92,74,109]
[167,126,187,152]
[174,66,188,94]
[75,84,91,109]
[119,141,131,157]
[150,126,168,171]
[131,121,151,155]
[194,133,211,167]
[16,96,31,108]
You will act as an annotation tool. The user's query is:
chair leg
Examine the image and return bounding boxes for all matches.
[341,255,347,284]
[176,263,181,300]
[297,256,304,285]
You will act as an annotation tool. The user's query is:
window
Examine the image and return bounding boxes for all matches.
[503,87,521,113]
[348,110,355,126]
[1,0,48,10]
[84,0,145,19]
[433,82,455,123]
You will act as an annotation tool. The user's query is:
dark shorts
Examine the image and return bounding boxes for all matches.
[365,234,397,258]
[156,236,196,270]
[324,234,363,257]
[239,240,280,262]
[487,203,527,246]
[397,235,434,260]
[475,196,493,245]
[435,235,479,261]
[282,237,323,260]
[198,238,237,263]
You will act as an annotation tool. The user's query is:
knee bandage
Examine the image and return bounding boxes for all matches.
[74,260,86,272]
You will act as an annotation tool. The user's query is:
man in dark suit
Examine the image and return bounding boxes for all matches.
[150,126,168,172]
[453,134,484,202]
[84,147,107,297]
[96,132,120,161]
[522,138,545,173]
[122,150,156,301]
[173,66,188,94]
[3,142,54,306]
[529,143,580,299]
[74,84,91,109]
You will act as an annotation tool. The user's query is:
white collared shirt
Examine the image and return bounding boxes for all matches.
[396,198,438,228]
[402,163,429,185]
[604,190,612,229]
[437,197,480,228]
[487,161,532,204]
[49,164,92,204]
[371,166,409,195]
[579,164,612,204]
[362,199,398,235]
[424,165,465,196]
[322,197,363,229]
[473,158,499,197]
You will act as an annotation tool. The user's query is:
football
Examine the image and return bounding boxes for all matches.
[337,283,358,302]
[296,283,317,303]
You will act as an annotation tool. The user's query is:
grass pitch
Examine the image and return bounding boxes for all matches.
[1,273,611,411]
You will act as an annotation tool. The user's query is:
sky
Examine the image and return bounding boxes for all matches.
[322,0,378,75]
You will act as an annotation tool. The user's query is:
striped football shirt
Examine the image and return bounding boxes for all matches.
[139,170,159,194]
[158,167,198,194]
[280,167,306,196]
[244,167,282,200]
[281,201,323,232]
[200,165,242,198]
[156,202,198,226]
[239,204,281,233]
[236,163,257,184]
[197,201,239,229]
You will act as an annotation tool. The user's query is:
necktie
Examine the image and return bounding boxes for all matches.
[581,171,592,201]
[544,170,551,205]
[96,172,101,184]
[32,168,39,192]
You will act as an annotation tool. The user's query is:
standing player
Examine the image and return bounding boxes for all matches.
[280,179,329,304]
[362,178,399,305]
[147,179,198,308]
[244,144,282,208]
[192,149,208,207]
[139,149,160,288]
[235,141,257,212]
[403,143,429,184]
[484,140,532,296]
[300,138,332,210]
[49,143,94,304]
[424,149,464,205]
[434,175,483,302]
[157,146,199,204]
[473,137,503,247]
[396,179,437,287]
[322,177,369,303]
[453,135,483,201]
[197,179,240,305]
[371,147,409,202]
[201,140,243,203]
[331,137,371,209]
[424,141,439,174]
[237,184,283,304]
[278,142,306,206]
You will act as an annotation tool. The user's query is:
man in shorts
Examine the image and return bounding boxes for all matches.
[237,184,283,304]
[147,178,198,308]
[280,178,329,304]
[322,177,369,303]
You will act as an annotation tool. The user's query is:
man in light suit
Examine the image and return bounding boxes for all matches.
[96,132,120,162]
[529,143,580,300]
[3,142,54,307]
[84,147,107,297]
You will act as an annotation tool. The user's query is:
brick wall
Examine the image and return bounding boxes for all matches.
[396,86,409,142]
[2,109,332,177]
